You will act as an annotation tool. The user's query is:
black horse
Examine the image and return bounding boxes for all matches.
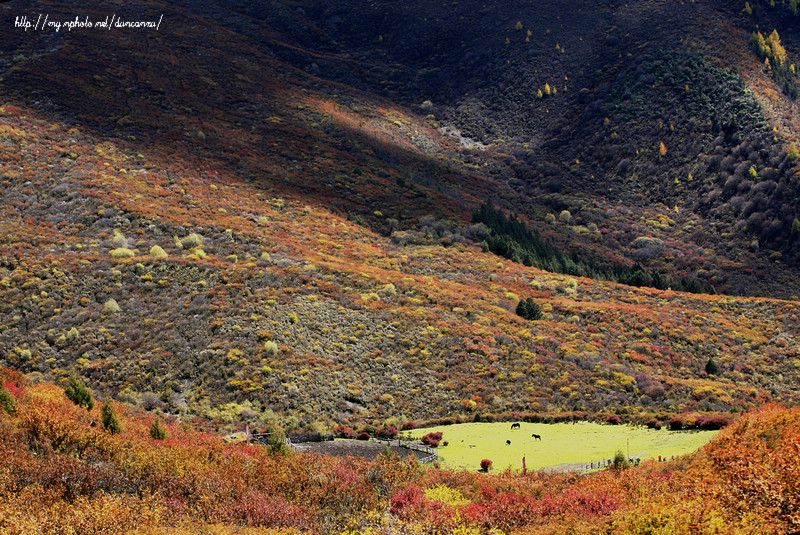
[506,439,511,445]
[531,433,541,441]
[511,422,521,430]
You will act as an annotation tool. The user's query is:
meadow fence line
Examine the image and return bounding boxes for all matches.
[372,437,440,464]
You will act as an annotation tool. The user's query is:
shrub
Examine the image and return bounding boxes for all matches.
[64,375,94,411]
[480,459,493,472]
[645,418,662,430]
[401,421,418,431]
[102,299,121,315]
[112,229,129,248]
[390,485,426,516]
[110,247,135,258]
[376,426,398,439]
[356,432,370,441]
[150,418,167,440]
[333,425,356,439]
[705,357,719,375]
[697,415,731,430]
[422,432,443,447]
[668,416,684,431]
[66,327,80,343]
[176,233,204,249]
[612,450,630,470]
[267,426,291,455]
[149,245,168,259]
[264,340,279,355]
[606,414,622,425]
[101,401,121,434]
[788,142,800,162]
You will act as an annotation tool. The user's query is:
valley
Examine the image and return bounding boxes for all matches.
[1,0,800,532]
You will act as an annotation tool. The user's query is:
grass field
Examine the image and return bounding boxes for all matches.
[404,421,718,472]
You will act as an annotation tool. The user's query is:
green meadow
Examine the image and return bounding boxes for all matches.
[404,421,718,472]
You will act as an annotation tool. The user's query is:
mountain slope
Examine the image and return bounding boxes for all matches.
[1,0,800,427]
[1,101,798,427]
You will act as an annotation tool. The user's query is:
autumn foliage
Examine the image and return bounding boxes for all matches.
[0,368,799,533]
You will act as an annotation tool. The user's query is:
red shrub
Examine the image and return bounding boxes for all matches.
[1,368,27,399]
[375,426,398,439]
[333,425,356,439]
[421,432,443,446]
[224,492,315,530]
[401,421,418,430]
[606,415,622,425]
[668,416,684,431]
[390,485,427,517]
[356,432,370,441]
[697,415,731,430]
[467,490,534,530]
[480,459,493,472]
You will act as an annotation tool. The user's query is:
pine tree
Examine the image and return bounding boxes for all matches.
[101,400,121,434]
[705,357,720,375]
[150,417,167,440]
[64,375,94,411]
[0,384,15,415]
[516,297,542,320]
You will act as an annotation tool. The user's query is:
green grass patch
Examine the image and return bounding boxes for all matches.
[405,421,717,472]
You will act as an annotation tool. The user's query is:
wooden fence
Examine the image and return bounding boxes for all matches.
[580,457,641,473]
[372,438,439,464]
[250,433,292,447]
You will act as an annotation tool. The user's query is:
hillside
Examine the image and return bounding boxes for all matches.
[1,373,799,534]
[1,0,800,432]
[3,0,800,298]
[1,98,799,430]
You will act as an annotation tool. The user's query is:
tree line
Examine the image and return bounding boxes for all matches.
[473,203,715,294]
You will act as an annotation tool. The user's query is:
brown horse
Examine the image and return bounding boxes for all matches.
[511,422,521,430]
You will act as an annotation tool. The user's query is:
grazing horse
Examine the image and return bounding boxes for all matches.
[506,439,511,445]
[511,422,521,430]
[531,433,541,441]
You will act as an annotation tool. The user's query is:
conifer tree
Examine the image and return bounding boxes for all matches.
[516,297,542,320]
[101,400,121,434]
[150,417,167,440]
[0,384,15,415]
[64,375,94,411]
[705,357,720,375]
